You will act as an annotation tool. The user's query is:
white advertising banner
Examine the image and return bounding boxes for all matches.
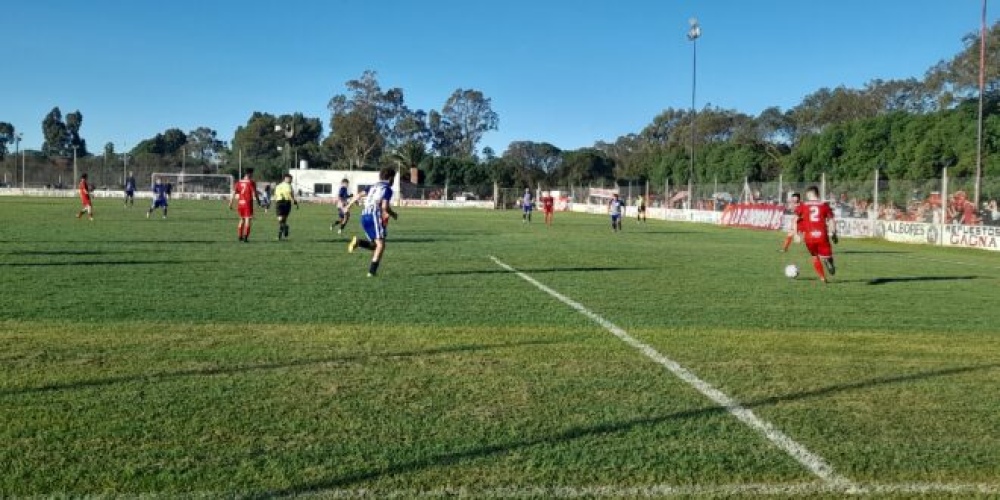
[835,218,875,239]
[874,221,941,245]
[941,224,1000,252]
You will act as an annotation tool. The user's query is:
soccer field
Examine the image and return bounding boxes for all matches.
[1,196,999,497]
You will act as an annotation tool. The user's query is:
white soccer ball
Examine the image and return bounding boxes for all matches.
[784,264,799,279]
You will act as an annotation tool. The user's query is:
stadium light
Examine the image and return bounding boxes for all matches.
[687,17,701,209]
[72,144,79,186]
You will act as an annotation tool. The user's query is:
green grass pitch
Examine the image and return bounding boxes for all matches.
[1,196,999,497]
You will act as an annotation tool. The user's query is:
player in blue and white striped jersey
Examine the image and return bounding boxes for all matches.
[348,168,398,277]
[608,193,625,232]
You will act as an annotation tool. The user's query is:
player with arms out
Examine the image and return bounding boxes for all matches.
[274,173,299,240]
[608,193,625,232]
[333,178,352,234]
[348,167,398,277]
[521,188,533,223]
[779,192,802,252]
[540,191,555,226]
[794,186,839,283]
[147,177,169,219]
[76,173,94,220]
[228,169,261,242]
[124,171,136,207]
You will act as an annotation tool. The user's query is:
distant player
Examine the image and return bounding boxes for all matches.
[76,173,94,221]
[780,192,802,253]
[147,177,169,219]
[124,172,136,207]
[274,173,299,240]
[540,191,555,226]
[794,186,839,283]
[261,184,272,213]
[333,178,352,234]
[608,193,625,232]
[635,195,647,223]
[228,169,260,242]
[348,167,398,277]
[521,188,533,223]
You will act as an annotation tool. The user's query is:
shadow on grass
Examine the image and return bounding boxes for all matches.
[840,250,911,255]
[4,250,135,256]
[417,266,652,277]
[0,259,216,267]
[866,276,980,285]
[257,363,999,497]
[0,338,571,397]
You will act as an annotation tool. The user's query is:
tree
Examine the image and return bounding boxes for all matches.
[0,122,14,159]
[133,128,187,156]
[65,110,88,156]
[326,70,425,168]
[502,141,562,186]
[440,89,499,159]
[42,107,70,157]
[557,148,616,187]
[186,127,225,163]
[391,140,427,184]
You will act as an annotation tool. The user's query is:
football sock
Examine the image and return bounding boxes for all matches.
[162,208,167,217]
[358,240,374,250]
[369,261,380,276]
[782,234,793,251]
[812,257,827,281]
[825,257,836,275]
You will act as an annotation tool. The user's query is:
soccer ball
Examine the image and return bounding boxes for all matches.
[784,264,799,279]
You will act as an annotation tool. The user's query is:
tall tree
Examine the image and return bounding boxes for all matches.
[440,89,499,159]
[42,107,70,157]
[0,122,14,159]
[391,140,427,184]
[65,110,88,156]
[186,127,225,162]
[502,141,562,186]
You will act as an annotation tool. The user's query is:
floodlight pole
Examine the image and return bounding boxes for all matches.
[72,145,79,185]
[975,0,987,207]
[687,18,701,210]
[14,133,22,189]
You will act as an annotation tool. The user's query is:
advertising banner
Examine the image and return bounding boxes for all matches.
[941,224,1000,251]
[874,221,940,245]
[721,204,785,230]
[835,218,875,239]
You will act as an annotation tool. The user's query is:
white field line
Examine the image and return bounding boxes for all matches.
[307,482,1000,498]
[489,256,855,490]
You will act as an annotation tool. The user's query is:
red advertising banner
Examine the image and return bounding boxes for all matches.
[721,204,785,230]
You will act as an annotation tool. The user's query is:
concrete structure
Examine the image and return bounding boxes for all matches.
[289,169,400,202]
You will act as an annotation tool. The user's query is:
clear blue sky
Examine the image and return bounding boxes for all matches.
[3,0,994,155]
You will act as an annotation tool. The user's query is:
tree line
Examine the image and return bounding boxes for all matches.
[3,23,1000,188]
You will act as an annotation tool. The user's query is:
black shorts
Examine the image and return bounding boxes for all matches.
[638,205,646,212]
[276,200,293,217]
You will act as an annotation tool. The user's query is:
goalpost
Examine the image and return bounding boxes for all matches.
[150,173,234,199]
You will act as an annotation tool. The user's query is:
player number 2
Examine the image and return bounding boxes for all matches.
[809,206,821,222]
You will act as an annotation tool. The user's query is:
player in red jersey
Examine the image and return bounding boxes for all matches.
[228,169,261,242]
[540,191,555,226]
[75,173,94,220]
[794,186,838,283]
[779,192,802,252]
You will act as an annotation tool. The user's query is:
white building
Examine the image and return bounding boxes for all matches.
[289,168,400,203]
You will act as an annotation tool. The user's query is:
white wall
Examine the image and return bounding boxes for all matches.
[289,169,400,201]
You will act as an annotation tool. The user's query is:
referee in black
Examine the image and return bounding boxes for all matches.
[274,173,298,240]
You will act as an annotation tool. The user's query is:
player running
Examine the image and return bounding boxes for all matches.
[521,188,533,223]
[333,178,352,234]
[608,193,625,232]
[147,177,169,219]
[794,186,839,283]
[124,172,136,207]
[228,169,261,242]
[779,192,802,252]
[540,191,555,226]
[76,173,94,221]
[348,167,398,277]
[274,173,299,241]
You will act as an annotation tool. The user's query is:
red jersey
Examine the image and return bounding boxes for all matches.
[795,200,833,240]
[78,179,91,204]
[234,179,257,207]
[541,196,554,212]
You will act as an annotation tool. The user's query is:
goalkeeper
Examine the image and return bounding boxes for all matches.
[274,173,299,241]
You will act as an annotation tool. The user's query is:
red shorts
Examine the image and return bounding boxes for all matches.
[238,205,254,218]
[804,235,832,258]
[543,208,554,214]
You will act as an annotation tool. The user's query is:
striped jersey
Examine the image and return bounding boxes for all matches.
[362,181,393,218]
